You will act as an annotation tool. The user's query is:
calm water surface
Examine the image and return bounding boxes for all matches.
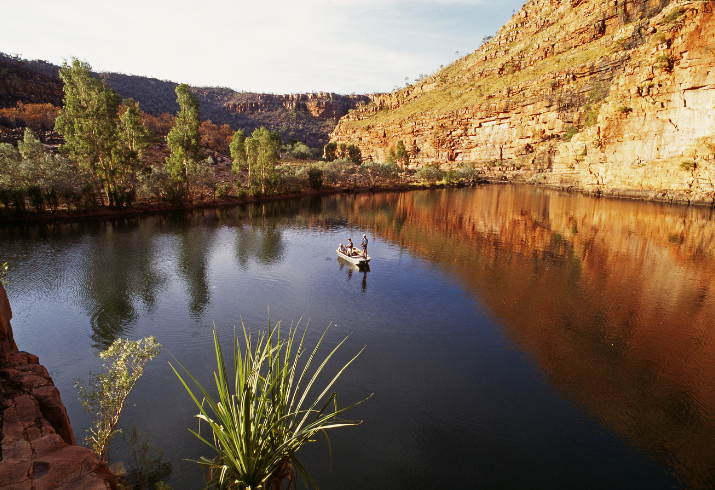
[3,185,715,489]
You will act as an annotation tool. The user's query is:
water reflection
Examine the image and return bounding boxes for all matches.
[330,185,715,488]
[336,258,369,293]
[174,226,214,319]
[3,186,715,487]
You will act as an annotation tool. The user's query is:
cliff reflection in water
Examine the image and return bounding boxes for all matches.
[328,185,715,488]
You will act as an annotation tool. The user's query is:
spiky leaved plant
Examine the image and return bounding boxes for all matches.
[170,320,368,489]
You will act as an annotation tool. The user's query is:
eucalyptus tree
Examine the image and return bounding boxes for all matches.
[0,141,22,212]
[323,141,337,162]
[229,129,246,175]
[245,135,259,186]
[166,84,203,198]
[119,99,151,169]
[246,126,282,195]
[347,144,362,165]
[55,58,123,206]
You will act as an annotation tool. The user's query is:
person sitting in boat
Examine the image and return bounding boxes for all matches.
[346,238,354,255]
[361,234,368,258]
[339,243,347,254]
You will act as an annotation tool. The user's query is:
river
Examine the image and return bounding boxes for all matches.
[3,185,715,489]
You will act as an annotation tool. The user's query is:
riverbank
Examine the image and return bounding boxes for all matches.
[0,181,454,226]
[0,282,117,489]
[1,169,712,227]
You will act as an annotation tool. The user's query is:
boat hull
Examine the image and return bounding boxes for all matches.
[336,248,370,265]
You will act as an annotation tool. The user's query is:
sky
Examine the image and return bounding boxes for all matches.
[4,0,527,95]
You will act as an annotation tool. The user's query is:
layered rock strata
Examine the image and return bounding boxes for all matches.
[0,283,116,489]
[331,0,715,204]
[225,92,371,119]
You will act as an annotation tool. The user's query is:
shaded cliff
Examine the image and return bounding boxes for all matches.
[0,283,116,489]
[331,0,715,204]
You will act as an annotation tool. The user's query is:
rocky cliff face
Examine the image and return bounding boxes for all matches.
[225,92,370,119]
[331,0,715,204]
[0,283,116,489]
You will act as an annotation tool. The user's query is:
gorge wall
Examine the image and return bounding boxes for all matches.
[331,0,715,204]
[0,283,116,489]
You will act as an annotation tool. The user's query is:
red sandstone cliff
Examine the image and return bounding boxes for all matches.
[0,283,116,489]
[330,0,715,204]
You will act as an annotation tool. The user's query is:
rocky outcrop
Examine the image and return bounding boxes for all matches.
[331,0,715,204]
[226,92,370,119]
[0,283,116,489]
[0,55,63,109]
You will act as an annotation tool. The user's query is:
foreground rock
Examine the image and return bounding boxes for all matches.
[0,283,116,489]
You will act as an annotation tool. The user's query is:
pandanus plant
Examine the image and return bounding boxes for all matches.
[170,320,368,489]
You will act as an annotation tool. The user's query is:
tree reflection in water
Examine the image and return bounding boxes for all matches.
[77,219,168,348]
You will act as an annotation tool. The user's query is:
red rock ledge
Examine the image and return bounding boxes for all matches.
[0,283,116,490]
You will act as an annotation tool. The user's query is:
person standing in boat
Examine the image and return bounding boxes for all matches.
[361,234,368,258]
[346,238,354,256]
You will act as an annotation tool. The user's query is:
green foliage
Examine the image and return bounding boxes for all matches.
[618,106,633,115]
[170,321,367,490]
[359,161,399,186]
[0,128,84,215]
[75,336,162,462]
[242,126,282,195]
[55,58,124,206]
[661,7,686,24]
[386,148,396,164]
[655,53,675,72]
[415,164,444,184]
[563,125,579,141]
[394,140,409,168]
[307,166,323,190]
[582,105,600,127]
[346,144,362,165]
[166,84,203,196]
[137,165,171,202]
[679,160,696,172]
[230,129,247,174]
[1,262,8,285]
[457,163,480,182]
[115,99,152,197]
[320,159,356,186]
[444,170,459,184]
[216,181,232,198]
[164,182,188,206]
[323,142,337,162]
[289,142,312,160]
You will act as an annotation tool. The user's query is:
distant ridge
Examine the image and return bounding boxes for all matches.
[0,53,369,148]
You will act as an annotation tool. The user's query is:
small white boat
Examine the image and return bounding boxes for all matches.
[336,247,370,266]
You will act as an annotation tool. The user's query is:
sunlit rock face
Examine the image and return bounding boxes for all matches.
[0,283,116,489]
[331,0,715,203]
